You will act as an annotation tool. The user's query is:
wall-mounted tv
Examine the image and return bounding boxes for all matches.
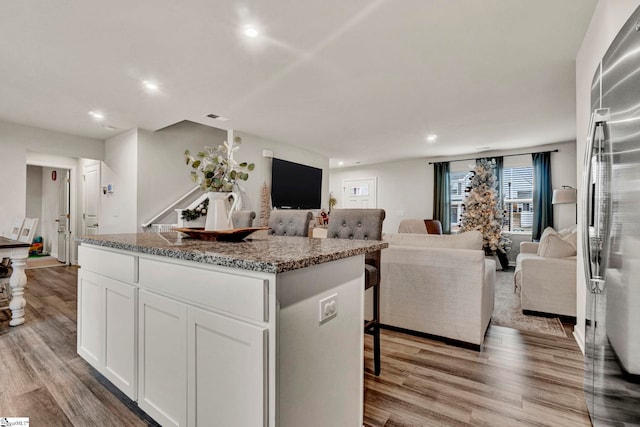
[271,158,322,209]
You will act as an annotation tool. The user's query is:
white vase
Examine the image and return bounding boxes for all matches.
[204,191,238,231]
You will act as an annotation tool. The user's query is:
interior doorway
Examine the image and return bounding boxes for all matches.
[25,165,72,267]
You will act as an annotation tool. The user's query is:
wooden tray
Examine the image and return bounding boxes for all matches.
[174,227,269,242]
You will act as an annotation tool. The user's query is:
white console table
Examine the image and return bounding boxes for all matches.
[0,236,30,326]
[76,232,387,427]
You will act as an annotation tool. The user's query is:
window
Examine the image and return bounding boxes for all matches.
[447,156,534,233]
[449,161,474,231]
[502,155,533,233]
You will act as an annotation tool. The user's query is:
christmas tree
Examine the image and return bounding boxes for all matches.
[259,182,271,227]
[459,159,510,266]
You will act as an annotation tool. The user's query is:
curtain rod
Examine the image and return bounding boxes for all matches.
[428,149,559,165]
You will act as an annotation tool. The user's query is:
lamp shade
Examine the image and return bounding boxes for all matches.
[552,187,577,204]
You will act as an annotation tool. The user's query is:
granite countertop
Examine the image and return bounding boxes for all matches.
[76,232,388,274]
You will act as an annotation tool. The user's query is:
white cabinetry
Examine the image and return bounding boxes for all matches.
[187,306,266,427]
[77,246,138,400]
[77,269,102,368]
[78,242,366,427]
[138,290,187,427]
[137,257,269,427]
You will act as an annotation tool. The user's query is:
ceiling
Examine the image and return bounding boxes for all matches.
[0,1,597,167]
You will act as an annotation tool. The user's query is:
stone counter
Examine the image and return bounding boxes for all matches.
[76,232,387,274]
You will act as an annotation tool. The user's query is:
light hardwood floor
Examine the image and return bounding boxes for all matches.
[0,266,590,426]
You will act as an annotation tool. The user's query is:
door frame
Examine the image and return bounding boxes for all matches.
[82,160,101,236]
[342,177,377,208]
[26,152,78,264]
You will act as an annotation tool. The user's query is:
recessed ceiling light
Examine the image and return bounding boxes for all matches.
[426,134,438,143]
[143,80,159,91]
[244,26,259,38]
[88,111,104,120]
[338,161,344,166]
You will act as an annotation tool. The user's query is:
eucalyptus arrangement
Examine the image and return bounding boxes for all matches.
[184,137,255,192]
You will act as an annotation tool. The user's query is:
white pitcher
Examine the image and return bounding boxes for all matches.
[204,192,238,231]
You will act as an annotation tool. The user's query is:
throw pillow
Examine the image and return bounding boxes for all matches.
[536,227,557,256]
[539,232,577,258]
[563,231,577,249]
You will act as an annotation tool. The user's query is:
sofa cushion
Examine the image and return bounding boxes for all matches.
[397,219,428,234]
[537,228,576,258]
[384,230,482,250]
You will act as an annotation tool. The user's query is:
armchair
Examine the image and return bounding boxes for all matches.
[515,238,576,318]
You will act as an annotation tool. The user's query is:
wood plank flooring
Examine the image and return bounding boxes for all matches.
[0,266,591,426]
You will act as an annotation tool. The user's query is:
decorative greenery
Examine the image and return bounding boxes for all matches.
[328,192,337,212]
[459,159,511,258]
[185,137,255,192]
[181,198,209,221]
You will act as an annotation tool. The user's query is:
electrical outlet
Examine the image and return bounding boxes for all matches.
[319,293,338,324]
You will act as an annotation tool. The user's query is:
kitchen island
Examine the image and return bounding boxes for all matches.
[76,232,387,427]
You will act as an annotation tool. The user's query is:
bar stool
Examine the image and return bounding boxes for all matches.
[326,208,385,375]
[268,210,313,236]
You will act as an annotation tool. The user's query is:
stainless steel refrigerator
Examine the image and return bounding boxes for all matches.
[584,4,640,425]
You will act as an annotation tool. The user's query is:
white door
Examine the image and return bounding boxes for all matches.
[57,170,71,263]
[342,178,377,208]
[103,276,137,401]
[138,290,187,427]
[83,162,100,235]
[77,269,103,370]
[187,306,266,427]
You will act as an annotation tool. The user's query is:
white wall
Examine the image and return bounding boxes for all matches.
[95,122,329,233]
[330,141,576,234]
[101,129,138,233]
[25,165,43,238]
[234,130,330,213]
[574,0,640,351]
[136,121,228,228]
[330,159,432,234]
[0,120,103,237]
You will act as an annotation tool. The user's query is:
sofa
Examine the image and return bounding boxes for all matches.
[514,226,577,318]
[379,231,495,348]
[397,219,443,234]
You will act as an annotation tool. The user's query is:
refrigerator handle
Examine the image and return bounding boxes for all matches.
[581,108,612,294]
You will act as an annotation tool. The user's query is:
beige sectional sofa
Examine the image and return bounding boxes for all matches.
[379,231,495,348]
[514,226,577,318]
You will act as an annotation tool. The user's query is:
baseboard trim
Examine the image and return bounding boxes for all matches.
[573,328,585,355]
[379,324,482,352]
[522,309,576,325]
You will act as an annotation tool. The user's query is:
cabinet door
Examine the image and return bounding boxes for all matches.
[77,269,102,369]
[138,290,187,427]
[103,276,137,400]
[187,306,267,427]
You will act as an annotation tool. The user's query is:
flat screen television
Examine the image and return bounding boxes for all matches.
[271,158,322,209]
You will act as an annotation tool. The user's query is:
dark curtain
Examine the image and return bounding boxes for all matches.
[433,162,451,234]
[494,156,504,207]
[532,152,553,240]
